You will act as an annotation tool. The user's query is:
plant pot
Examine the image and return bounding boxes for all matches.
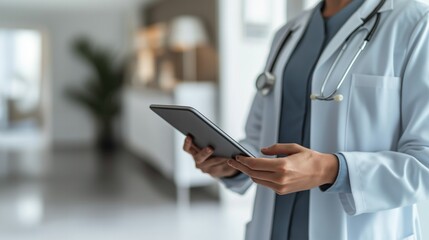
[96,121,117,153]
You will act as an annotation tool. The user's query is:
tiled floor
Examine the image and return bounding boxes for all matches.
[0,148,251,240]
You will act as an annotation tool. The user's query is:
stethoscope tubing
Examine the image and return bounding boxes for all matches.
[318,38,369,100]
[317,12,381,100]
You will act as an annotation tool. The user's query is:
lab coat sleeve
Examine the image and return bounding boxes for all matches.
[339,12,429,216]
[220,93,266,194]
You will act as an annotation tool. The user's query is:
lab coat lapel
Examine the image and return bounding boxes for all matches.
[316,0,394,67]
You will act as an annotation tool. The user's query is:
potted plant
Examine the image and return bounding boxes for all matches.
[66,38,127,153]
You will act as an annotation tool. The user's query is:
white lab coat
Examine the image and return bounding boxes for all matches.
[224,0,429,239]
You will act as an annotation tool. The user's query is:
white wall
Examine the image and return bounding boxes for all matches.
[218,0,286,141]
[0,8,133,145]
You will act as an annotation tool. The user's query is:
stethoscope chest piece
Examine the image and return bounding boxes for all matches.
[256,72,276,96]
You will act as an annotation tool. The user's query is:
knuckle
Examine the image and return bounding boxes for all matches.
[310,150,319,160]
[276,186,288,195]
[281,186,289,194]
[278,164,288,173]
[277,176,288,185]
[291,143,300,148]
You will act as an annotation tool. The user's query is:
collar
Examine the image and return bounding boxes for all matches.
[358,0,394,19]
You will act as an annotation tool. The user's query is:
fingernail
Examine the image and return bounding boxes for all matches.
[235,156,241,162]
[227,160,233,165]
[206,148,213,153]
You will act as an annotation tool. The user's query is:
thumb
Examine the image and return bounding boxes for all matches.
[261,143,304,156]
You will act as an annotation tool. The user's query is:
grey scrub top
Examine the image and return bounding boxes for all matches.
[271,0,364,239]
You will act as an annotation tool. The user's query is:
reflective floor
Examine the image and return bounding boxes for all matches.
[0,147,248,240]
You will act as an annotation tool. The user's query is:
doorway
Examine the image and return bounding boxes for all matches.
[0,27,51,178]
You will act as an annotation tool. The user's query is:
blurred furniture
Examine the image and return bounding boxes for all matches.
[123,82,217,206]
[133,16,218,91]
[134,23,167,87]
[169,16,209,82]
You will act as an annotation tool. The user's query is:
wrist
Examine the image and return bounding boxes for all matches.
[319,153,339,185]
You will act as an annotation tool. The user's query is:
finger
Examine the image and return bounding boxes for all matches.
[189,144,200,155]
[227,160,279,183]
[235,155,282,171]
[206,163,237,178]
[184,136,202,156]
[251,178,289,195]
[194,147,214,164]
[261,143,305,156]
[183,136,198,155]
[197,157,229,169]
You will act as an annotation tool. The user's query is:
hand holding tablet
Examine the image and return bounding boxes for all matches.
[182,135,239,178]
[150,104,252,178]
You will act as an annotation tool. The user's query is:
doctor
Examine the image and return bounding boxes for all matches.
[183,0,429,239]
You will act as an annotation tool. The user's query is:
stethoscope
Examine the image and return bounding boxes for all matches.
[256,0,386,102]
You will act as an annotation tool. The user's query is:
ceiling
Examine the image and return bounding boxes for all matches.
[0,0,154,11]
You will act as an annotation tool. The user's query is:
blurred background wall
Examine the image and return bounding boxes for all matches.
[0,3,140,146]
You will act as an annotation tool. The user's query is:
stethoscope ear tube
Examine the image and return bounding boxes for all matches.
[365,12,381,41]
[267,30,294,73]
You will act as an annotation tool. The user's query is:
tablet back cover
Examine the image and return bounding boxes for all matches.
[150,105,253,158]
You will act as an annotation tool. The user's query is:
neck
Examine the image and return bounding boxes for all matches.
[323,0,353,18]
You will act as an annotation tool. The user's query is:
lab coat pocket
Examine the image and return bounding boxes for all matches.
[346,74,401,151]
[352,74,401,89]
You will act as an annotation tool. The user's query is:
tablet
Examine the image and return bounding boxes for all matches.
[150,104,255,158]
